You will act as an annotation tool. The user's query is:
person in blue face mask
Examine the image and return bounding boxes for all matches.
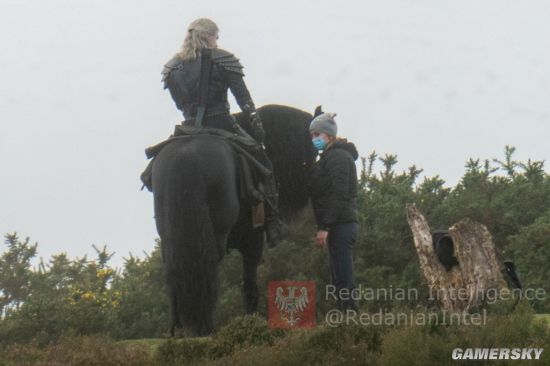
[308,112,359,311]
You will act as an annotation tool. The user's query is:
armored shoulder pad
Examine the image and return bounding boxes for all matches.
[161,55,182,87]
[212,48,244,76]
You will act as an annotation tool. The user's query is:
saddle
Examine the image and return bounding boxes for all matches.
[141,124,270,227]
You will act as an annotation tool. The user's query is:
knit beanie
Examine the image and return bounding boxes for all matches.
[309,112,337,137]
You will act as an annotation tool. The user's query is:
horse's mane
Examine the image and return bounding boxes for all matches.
[234,104,317,219]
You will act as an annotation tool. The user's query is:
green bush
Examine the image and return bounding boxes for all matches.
[210,314,282,357]
[505,212,550,312]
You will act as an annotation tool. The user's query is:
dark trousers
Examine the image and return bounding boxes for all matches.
[328,222,358,310]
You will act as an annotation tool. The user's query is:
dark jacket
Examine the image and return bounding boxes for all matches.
[309,139,359,230]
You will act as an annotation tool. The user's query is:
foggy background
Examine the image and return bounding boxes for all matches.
[1,0,549,266]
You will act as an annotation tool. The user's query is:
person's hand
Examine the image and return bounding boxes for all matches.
[315,230,328,249]
[250,112,265,142]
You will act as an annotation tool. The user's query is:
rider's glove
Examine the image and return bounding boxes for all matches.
[250,111,265,143]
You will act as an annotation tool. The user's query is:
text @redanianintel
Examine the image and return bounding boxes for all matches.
[325,308,488,327]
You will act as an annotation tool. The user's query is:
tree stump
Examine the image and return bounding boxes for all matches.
[406,204,508,312]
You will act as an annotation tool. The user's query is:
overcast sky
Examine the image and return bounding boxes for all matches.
[1,0,549,266]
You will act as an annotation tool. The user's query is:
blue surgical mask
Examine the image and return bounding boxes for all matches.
[312,136,328,151]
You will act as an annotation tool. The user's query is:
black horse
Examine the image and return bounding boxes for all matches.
[152,104,317,336]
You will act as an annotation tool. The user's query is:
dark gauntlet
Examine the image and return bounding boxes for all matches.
[250,111,265,143]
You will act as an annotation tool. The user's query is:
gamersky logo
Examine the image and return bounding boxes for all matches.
[452,348,544,361]
[267,281,316,329]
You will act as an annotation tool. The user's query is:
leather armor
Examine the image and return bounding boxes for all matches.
[161,48,255,120]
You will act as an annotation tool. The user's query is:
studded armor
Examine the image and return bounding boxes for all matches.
[161,48,255,120]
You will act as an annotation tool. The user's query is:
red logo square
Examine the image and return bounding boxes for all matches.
[268,280,316,328]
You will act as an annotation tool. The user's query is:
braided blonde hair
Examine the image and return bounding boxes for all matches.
[178,18,219,61]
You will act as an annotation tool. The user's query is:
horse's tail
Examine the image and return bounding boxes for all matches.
[159,153,219,335]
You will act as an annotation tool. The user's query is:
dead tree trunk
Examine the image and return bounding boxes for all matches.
[406,204,507,312]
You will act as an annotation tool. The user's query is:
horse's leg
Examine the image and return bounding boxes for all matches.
[167,282,181,336]
[206,164,239,331]
[240,230,264,314]
[157,230,181,336]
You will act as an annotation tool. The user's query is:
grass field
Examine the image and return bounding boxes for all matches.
[117,338,165,354]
